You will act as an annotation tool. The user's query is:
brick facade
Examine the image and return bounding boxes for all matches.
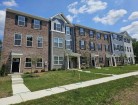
[2,10,49,73]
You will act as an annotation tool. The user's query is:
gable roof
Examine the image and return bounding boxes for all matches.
[50,13,72,25]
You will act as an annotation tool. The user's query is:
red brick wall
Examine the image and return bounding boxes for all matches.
[2,11,49,73]
[75,26,111,67]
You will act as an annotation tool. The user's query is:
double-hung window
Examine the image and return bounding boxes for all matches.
[80,28,85,35]
[36,58,43,67]
[80,40,85,49]
[99,57,103,63]
[54,56,63,65]
[54,38,63,48]
[18,16,25,26]
[89,30,94,37]
[90,42,95,50]
[105,45,109,51]
[104,35,108,40]
[66,27,70,35]
[66,40,71,49]
[97,44,102,51]
[14,34,22,46]
[25,58,32,67]
[34,19,40,29]
[26,35,33,47]
[37,37,43,48]
[54,23,62,31]
[96,33,101,39]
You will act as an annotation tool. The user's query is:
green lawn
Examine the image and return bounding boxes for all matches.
[23,70,108,91]
[89,65,138,74]
[15,76,138,105]
[0,76,12,98]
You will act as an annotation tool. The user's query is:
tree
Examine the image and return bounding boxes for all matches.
[132,40,138,63]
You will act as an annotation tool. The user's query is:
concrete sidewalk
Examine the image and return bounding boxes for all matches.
[11,73,31,95]
[0,71,138,105]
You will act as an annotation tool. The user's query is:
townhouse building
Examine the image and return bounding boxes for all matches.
[2,9,49,73]
[74,24,112,68]
[2,9,135,73]
[121,31,135,64]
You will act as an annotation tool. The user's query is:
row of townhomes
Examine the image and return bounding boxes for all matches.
[2,9,135,73]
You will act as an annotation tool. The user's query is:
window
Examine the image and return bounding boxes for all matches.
[124,38,126,42]
[54,23,62,31]
[14,34,22,46]
[80,40,85,49]
[80,28,85,35]
[81,57,86,64]
[124,46,126,51]
[66,27,70,35]
[36,58,43,67]
[90,42,95,50]
[118,35,123,41]
[66,40,71,49]
[34,19,40,29]
[127,47,129,52]
[104,35,108,40]
[89,30,94,37]
[25,58,32,67]
[112,34,117,40]
[54,38,63,48]
[97,44,102,51]
[105,45,109,51]
[120,46,124,51]
[96,33,101,39]
[54,56,63,65]
[26,35,33,47]
[18,16,25,26]
[99,57,103,63]
[130,47,131,52]
[37,37,43,48]
[127,39,130,43]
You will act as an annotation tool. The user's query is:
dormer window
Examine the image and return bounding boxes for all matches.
[34,19,40,29]
[18,16,25,26]
[54,23,62,31]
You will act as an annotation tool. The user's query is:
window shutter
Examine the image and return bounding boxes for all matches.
[40,21,42,30]
[94,43,95,51]
[31,19,34,28]
[70,28,72,35]
[61,24,63,32]
[79,41,81,49]
[25,17,28,27]
[15,15,18,25]
[54,23,56,30]
[89,42,91,50]
[101,44,102,51]
[84,41,86,49]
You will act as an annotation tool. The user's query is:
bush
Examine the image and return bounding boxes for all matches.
[41,69,45,72]
[52,68,56,71]
[81,67,85,69]
[58,68,62,71]
[34,70,38,73]
[24,72,30,74]
[0,64,7,77]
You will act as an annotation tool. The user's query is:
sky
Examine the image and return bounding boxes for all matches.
[0,0,138,40]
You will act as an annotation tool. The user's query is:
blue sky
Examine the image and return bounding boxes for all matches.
[0,0,138,40]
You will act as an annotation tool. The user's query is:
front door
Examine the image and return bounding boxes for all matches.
[12,58,20,72]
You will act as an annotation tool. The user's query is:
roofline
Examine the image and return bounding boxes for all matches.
[74,24,111,34]
[6,8,49,21]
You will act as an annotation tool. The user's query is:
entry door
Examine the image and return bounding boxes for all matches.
[12,58,20,72]
[91,57,95,67]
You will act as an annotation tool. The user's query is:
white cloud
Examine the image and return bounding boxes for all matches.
[2,0,17,7]
[67,0,107,15]
[66,15,76,22]
[120,21,138,40]
[128,11,138,20]
[123,19,127,22]
[0,10,6,36]
[67,0,107,22]
[93,9,127,25]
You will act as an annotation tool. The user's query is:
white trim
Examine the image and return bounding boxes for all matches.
[51,30,65,34]
[18,15,25,26]
[37,36,43,48]
[14,33,22,46]
[25,58,32,68]
[26,35,33,47]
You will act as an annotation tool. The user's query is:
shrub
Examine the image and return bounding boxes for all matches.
[0,64,7,77]
[34,70,38,73]
[52,68,56,71]
[24,72,30,74]
[81,67,84,69]
[58,68,62,71]
[41,69,45,72]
